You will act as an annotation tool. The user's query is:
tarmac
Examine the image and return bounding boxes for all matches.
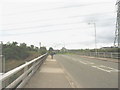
[24,55,74,88]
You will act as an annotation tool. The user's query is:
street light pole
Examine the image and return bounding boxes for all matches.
[93,23,97,51]
[88,22,97,56]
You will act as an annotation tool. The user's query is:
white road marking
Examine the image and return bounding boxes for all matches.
[84,61,94,64]
[92,66,111,73]
[100,65,119,72]
[78,60,94,65]
[79,61,87,64]
[78,60,119,73]
[92,65,119,73]
[63,55,119,73]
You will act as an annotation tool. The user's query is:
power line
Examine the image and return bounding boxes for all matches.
[1,16,115,32]
[4,2,112,16]
[2,11,114,27]
[1,21,86,31]
[1,27,90,36]
[2,15,85,26]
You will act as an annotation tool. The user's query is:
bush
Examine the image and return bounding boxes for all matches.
[2,42,40,60]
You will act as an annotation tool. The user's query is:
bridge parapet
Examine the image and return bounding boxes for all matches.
[0,53,48,89]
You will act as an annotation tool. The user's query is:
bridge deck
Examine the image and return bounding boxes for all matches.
[24,55,73,88]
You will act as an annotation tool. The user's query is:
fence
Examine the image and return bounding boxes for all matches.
[74,52,120,59]
[0,53,48,89]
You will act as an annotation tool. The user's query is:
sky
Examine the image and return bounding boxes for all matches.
[0,0,117,49]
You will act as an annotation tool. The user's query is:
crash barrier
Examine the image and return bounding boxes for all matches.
[74,52,120,59]
[0,53,48,89]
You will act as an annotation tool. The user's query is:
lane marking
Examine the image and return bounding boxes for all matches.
[84,61,94,64]
[78,60,94,65]
[79,61,87,64]
[78,60,119,73]
[92,66,111,73]
[99,65,119,72]
[92,65,119,73]
[62,55,119,73]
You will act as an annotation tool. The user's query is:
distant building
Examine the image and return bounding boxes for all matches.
[61,47,68,52]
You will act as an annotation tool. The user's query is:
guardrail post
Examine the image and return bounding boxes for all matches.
[103,52,105,58]
[24,62,28,72]
[32,61,37,73]
[1,53,47,88]
[90,52,91,56]
[110,53,113,58]
[24,61,28,78]
[0,55,2,90]
[97,52,99,57]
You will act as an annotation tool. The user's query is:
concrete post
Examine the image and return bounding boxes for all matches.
[0,41,2,90]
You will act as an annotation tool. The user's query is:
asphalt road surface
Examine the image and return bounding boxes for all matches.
[54,54,119,88]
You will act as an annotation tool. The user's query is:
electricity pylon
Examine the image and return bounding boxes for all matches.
[114,0,120,48]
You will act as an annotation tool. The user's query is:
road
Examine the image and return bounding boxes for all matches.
[54,54,119,88]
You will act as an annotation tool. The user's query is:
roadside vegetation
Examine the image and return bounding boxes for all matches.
[58,47,118,54]
[2,42,47,72]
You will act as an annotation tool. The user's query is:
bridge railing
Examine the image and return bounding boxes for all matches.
[74,52,120,59]
[0,53,48,89]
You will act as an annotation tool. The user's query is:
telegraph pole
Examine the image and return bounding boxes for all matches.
[38,42,41,53]
[88,22,97,56]
[0,41,5,73]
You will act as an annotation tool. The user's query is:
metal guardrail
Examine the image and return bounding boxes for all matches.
[74,52,120,59]
[0,53,48,89]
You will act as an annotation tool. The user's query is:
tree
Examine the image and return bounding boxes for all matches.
[2,42,46,60]
[30,45,34,51]
[12,42,18,46]
[49,47,54,52]
[40,47,47,55]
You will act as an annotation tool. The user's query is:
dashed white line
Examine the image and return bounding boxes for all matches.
[84,61,94,64]
[78,60,119,73]
[79,61,87,64]
[63,55,119,73]
[92,66,111,73]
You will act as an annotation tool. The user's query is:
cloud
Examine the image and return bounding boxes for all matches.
[0,0,116,49]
